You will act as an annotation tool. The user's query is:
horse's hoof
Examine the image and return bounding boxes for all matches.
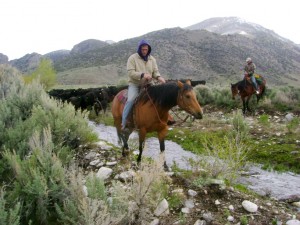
[163,162,169,171]
[122,148,130,157]
[167,120,176,125]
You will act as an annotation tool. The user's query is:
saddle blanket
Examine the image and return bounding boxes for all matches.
[117,89,128,104]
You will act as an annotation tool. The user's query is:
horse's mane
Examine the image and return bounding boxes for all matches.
[138,82,192,108]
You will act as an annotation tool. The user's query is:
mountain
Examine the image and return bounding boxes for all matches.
[70,39,110,55]
[9,53,42,74]
[44,50,71,63]
[0,53,9,64]
[3,17,300,86]
[185,17,294,44]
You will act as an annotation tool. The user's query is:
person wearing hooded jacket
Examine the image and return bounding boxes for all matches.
[121,39,166,130]
[244,57,259,94]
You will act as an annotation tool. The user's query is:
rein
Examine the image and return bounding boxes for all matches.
[170,107,191,124]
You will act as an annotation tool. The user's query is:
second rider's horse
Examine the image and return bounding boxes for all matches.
[231,74,266,114]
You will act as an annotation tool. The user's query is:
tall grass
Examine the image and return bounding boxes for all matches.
[192,111,249,183]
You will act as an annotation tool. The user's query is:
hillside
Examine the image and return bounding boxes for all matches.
[2,17,300,87]
[53,27,300,86]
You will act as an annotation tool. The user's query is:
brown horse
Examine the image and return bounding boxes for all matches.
[231,74,266,114]
[111,80,203,168]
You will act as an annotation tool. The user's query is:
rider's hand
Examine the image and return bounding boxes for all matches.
[143,73,152,81]
[158,76,166,83]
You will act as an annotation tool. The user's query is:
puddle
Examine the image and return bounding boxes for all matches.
[89,121,300,200]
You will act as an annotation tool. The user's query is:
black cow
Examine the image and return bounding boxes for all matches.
[166,79,206,87]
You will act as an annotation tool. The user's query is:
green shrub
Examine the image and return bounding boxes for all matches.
[3,128,69,224]
[231,110,250,140]
[86,173,107,200]
[286,117,300,133]
[0,189,21,225]
[0,65,98,164]
[240,215,248,225]
[188,111,249,183]
[258,114,270,127]
[194,85,214,105]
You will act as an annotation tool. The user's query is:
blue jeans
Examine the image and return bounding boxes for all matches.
[250,74,258,90]
[122,84,139,128]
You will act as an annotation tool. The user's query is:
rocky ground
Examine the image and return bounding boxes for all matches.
[79,108,300,225]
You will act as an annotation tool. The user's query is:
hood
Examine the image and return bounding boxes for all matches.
[137,39,152,61]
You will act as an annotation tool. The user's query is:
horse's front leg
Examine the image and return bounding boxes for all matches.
[246,96,252,113]
[158,128,168,170]
[137,129,146,164]
[242,99,246,115]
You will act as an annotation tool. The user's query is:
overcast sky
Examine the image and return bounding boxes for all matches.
[1,0,300,60]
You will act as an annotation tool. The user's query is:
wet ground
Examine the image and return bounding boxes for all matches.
[89,121,300,200]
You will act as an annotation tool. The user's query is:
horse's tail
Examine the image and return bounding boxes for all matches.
[261,84,266,95]
[257,80,267,103]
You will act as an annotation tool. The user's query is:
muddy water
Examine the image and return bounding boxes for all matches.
[89,122,300,200]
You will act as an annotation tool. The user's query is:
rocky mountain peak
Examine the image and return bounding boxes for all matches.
[185,17,292,43]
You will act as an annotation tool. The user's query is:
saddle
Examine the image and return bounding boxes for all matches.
[245,73,263,85]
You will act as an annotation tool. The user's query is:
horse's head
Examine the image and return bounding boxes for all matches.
[177,80,203,119]
[231,83,239,100]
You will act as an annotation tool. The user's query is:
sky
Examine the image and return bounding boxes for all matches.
[1,0,300,60]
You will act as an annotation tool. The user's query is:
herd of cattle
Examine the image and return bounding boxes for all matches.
[47,85,126,115]
[47,80,206,115]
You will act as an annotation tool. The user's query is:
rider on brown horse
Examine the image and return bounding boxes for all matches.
[244,57,260,95]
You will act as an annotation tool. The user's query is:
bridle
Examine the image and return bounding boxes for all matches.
[177,86,195,115]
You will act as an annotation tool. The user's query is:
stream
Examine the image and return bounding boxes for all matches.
[89,121,300,200]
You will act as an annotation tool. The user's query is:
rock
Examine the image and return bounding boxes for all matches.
[181,207,191,214]
[84,151,97,160]
[194,220,206,225]
[279,195,300,203]
[106,161,117,166]
[90,159,100,166]
[228,205,234,211]
[96,162,104,167]
[185,199,195,208]
[188,189,197,197]
[96,167,113,180]
[227,216,234,222]
[291,201,300,207]
[202,212,213,223]
[149,218,160,225]
[285,113,294,122]
[286,219,300,225]
[242,200,258,213]
[119,170,136,181]
[154,199,169,216]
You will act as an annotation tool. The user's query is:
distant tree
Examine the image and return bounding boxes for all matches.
[118,78,128,86]
[24,58,57,90]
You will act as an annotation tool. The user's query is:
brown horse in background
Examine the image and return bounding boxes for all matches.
[231,74,266,114]
[111,80,203,168]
